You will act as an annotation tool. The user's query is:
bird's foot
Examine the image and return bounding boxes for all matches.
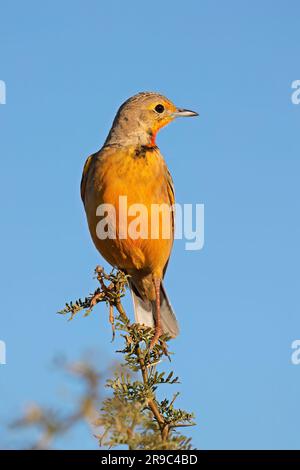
[149,326,162,349]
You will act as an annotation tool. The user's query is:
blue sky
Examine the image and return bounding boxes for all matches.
[1,0,300,449]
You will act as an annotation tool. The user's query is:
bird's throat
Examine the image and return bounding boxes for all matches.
[134,143,158,158]
[147,129,157,148]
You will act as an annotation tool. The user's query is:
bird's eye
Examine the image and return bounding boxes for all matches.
[154,104,165,113]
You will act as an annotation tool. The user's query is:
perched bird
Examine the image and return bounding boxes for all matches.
[81,92,198,347]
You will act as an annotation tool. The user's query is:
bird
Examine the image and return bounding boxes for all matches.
[81,92,198,347]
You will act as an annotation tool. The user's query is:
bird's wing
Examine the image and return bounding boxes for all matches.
[166,167,175,240]
[162,168,175,278]
[80,154,94,203]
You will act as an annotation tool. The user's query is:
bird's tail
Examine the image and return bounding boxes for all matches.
[129,281,179,338]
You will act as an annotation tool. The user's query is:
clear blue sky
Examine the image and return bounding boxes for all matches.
[1,0,300,450]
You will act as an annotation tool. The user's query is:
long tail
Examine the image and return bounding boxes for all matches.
[129,281,179,338]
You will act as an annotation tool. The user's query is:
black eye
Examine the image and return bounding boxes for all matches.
[155,104,165,113]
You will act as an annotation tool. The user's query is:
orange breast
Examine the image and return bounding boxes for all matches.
[83,146,174,279]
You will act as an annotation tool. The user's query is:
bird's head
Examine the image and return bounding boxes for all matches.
[104,92,198,148]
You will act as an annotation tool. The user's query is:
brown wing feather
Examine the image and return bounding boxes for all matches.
[80,154,94,202]
[163,168,175,278]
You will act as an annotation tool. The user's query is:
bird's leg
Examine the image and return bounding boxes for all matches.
[150,278,162,349]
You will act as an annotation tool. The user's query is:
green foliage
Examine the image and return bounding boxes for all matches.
[58,266,129,322]
[60,267,195,450]
[97,313,195,449]
[12,267,195,450]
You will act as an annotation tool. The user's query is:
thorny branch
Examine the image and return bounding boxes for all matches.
[12,267,195,450]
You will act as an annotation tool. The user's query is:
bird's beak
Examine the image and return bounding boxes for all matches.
[172,108,199,118]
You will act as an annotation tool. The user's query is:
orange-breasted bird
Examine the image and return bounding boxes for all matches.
[81,92,198,347]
